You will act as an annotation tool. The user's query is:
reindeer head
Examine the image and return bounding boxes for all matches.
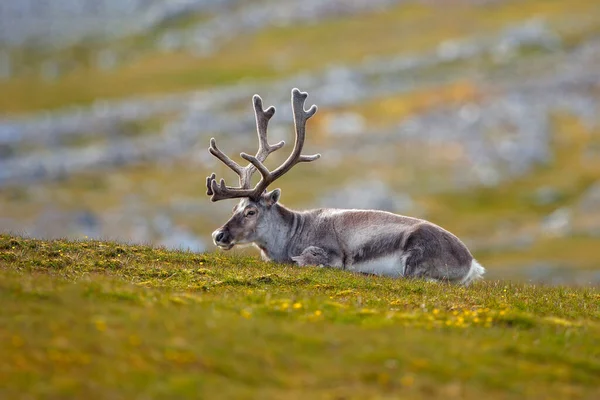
[207,88,320,250]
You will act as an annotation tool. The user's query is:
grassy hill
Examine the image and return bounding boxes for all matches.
[1,234,599,399]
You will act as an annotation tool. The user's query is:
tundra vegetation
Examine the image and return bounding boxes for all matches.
[2,0,600,283]
[2,2,600,397]
[1,234,599,399]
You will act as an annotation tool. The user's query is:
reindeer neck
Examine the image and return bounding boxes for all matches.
[254,203,303,263]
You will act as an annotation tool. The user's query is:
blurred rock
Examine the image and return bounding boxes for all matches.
[0,217,20,235]
[577,181,600,213]
[0,50,11,79]
[324,112,366,136]
[157,31,185,52]
[532,186,563,206]
[40,60,61,81]
[436,39,479,62]
[32,208,79,238]
[571,181,600,237]
[517,262,600,285]
[159,228,206,252]
[152,213,174,236]
[0,0,246,48]
[3,22,599,188]
[466,232,534,253]
[319,180,414,213]
[75,210,101,237]
[458,103,481,125]
[95,49,119,71]
[0,0,408,50]
[525,262,563,282]
[493,19,561,64]
[128,216,153,244]
[540,207,572,237]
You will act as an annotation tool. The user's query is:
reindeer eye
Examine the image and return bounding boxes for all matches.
[246,210,256,217]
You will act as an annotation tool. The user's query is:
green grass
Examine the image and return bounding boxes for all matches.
[1,234,599,399]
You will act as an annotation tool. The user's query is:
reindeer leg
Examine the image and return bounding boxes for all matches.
[292,246,332,267]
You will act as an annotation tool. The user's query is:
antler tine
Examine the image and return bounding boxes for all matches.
[285,88,321,166]
[253,94,285,157]
[207,137,252,200]
[205,93,284,202]
[241,88,320,200]
[238,95,285,188]
[288,88,321,164]
[206,173,216,196]
[208,138,243,176]
[208,178,255,202]
[205,88,320,202]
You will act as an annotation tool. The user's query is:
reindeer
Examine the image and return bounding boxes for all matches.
[206,88,485,285]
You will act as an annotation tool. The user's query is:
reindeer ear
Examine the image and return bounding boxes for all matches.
[263,189,281,206]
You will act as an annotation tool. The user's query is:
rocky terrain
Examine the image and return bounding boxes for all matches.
[1,0,599,283]
[1,0,418,79]
[4,18,598,185]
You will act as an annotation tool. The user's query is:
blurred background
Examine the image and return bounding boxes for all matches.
[1,0,600,284]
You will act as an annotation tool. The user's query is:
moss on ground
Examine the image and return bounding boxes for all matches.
[0,234,599,399]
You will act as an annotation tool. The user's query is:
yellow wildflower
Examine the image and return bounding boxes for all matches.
[94,319,107,332]
[11,335,23,348]
[129,335,141,346]
[401,374,415,387]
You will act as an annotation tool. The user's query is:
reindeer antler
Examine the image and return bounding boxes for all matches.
[206,88,320,202]
[206,94,284,200]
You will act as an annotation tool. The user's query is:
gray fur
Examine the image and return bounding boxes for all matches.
[207,88,485,285]
[212,194,485,285]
